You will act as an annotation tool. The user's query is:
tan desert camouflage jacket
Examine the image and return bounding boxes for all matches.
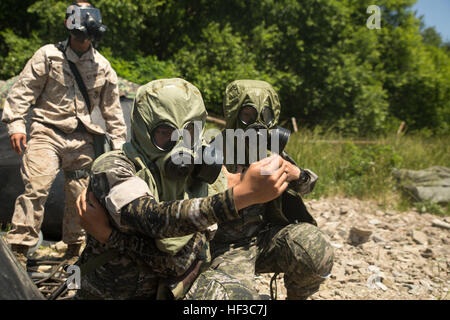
[1,40,126,149]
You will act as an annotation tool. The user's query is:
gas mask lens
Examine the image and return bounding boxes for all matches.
[262,106,274,126]
[182,122,198,149]
[151,123,176,151]
[152,122,201,151]
[81,8,103,23]
[238,105,258,126]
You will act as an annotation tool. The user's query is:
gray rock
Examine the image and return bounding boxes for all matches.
[349,227,373,245]
[431,219,450,230]
[412,230,428,245]
[372,235,387,243]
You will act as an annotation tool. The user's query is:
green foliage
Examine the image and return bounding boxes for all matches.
[174,22,266,114]
[421,27,443,47]
[285,129,449,211]
[414,200,448,216]
[0,30,43,78]
[336,144,403,197]
[100,48,180,85]
[0,0,449,135]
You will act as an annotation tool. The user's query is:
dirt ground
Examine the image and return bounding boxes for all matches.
[254,197,450,300]
[4,197,449,300]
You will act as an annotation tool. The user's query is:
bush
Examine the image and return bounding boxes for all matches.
[0,30,43,78]
[100,48,180,85]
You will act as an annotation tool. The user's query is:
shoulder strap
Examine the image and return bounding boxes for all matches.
[78,248,119,277]
[56,40,92,112]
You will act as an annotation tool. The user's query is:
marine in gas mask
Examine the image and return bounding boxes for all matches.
[221,80,291,169]
[204,80,335,300]
[75,78,291,299]
[65,2,107,45]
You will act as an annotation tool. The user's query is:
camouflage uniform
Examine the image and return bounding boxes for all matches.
[76,79,257,300]
[205,80,334,300]
[1,40,127,247]
[75,151,255,299]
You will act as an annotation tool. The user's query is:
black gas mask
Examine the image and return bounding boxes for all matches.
[237,104,291,162]
[65,5,107,42]
[151,122,222,184]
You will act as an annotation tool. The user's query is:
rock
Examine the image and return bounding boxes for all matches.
[330,242,343,249]
[412,230,428,245]
[349,227,373,245]
[369,219,382,225]
[420,248,435,259]
[332,268,346,282]
[375,210,384,216]
[340,207,349,215]
[431,219,450,230]
[382,277,395,288]
[372,235,386,243]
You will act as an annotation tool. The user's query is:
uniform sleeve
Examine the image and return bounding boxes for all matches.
[105,228,205,276]
[1,47,49,135]
[281,151,318,195]
[98,65,127,150]
[90,153,240,239]
[119,188,238,239]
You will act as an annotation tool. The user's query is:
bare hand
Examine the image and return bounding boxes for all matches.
[76,189,112,244]
[285,161,301,182]
[233,154,289,210]
[10,133,27,155]
[222,165,244,188]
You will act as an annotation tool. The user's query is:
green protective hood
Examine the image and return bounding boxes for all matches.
[223,80,281,130]
[122,78,209,258]
[122,78,208,202]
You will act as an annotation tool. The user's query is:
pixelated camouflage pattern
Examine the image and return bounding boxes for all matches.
[117,77,139,100]
[195,79,334,300]
[185,268,260,300]
[255,223,334,299]
[77,150,241,299]
[0,76,19,110]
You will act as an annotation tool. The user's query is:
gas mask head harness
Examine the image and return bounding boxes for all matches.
[131,79,222,184]
[224,80,291,163]
[65,3,107,42]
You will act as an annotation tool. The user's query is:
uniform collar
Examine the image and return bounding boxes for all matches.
[62,38,95,63]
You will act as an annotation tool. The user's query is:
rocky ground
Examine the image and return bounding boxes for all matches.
[4,197,449,300]
[255,197,450,300]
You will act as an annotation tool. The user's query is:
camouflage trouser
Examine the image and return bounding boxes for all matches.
[6,121,94,247]
[185,269,260,300]
[206,223,334,300]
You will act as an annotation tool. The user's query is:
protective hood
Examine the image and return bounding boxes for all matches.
[123,78,207,201]
[223,80,281,130]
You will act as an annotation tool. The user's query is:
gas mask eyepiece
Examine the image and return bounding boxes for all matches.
[238,104,275,128]
[66,5,107,42]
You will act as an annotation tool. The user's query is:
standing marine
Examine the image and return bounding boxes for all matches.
[1,1,127,267]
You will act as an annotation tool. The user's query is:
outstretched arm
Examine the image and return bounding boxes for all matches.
[78,153,289,241]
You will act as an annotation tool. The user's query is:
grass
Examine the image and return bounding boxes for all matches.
[284,129,450,215]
